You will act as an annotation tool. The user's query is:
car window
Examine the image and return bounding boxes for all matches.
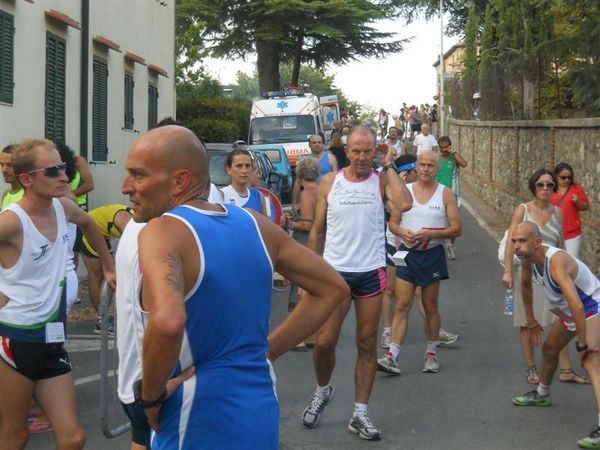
[262,150,281,163]
[208,153,231,186]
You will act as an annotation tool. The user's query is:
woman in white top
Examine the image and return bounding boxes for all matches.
[219,149,266,216]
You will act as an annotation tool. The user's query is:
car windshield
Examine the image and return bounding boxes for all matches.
[208,153,231,186]
[249,115,315,144]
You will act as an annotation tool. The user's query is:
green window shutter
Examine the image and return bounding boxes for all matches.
[0,10,14,104]
[124,73,134,130]
[92,60,108,162]
[45,32,66,143]
[148,84,158,129]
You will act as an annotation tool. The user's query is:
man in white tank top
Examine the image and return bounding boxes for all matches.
[0,139,116,450]
[378,150,461,376]
[511,222,600,449]
[301,125,412,441]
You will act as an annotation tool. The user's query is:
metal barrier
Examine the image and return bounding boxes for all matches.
[99,282,131,438]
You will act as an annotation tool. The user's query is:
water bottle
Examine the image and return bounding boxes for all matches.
[504,288,514,315]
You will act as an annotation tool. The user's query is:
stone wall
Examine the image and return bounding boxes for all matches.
[449,118,600,273]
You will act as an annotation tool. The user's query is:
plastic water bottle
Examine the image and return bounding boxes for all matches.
[504,288,514,315]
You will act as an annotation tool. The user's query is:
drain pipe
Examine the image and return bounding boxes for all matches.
[80,0,89,159]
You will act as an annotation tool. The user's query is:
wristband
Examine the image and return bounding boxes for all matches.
[133,379,168,409]
[576,342,588,353]
[383,164,396,173]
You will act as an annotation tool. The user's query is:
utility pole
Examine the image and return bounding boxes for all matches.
[439,0,445,135]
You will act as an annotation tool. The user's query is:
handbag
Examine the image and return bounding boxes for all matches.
[498,229,520,267]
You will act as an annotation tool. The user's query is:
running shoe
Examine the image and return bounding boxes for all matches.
[422,352,439,373]
[94,316,115,336]
[380,332,391,349]
[302,386,334,428]
[348,414,382,440]
[447,244,456,260]
[577,425,600,449]
[438,328,460,346]
[512,390,552,406]
[377,354,401,375]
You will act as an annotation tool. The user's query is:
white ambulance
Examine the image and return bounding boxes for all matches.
[249,88,325,166]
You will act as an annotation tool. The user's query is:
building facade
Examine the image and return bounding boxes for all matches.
[0,0,175,206]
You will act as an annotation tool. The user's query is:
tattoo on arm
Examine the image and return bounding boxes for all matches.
[165,255,184,292]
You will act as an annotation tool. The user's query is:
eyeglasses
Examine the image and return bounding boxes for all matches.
[535,181,555,190]
[27,163,67,178]
[558,175,572,181]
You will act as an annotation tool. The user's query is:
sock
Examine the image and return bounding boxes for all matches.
[537,383,551,397]
[426,341,438,354]
[317,384,331,399]
[353,402,368,417]
[382,327,391,336]
[598,413,600,427]
[389,343,401,361]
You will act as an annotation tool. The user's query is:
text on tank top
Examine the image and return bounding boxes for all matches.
[323,169,385,272]
[399,182,448,250]
[220,185,262,213]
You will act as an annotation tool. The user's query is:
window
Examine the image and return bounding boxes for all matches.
[148,84,158,129]
[92,59,108,162]
[124,72,134,130]
[0,10,14,104]
[45,32,66,143]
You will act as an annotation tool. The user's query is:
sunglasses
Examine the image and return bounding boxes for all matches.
[535,181,555,190]
[559,175,572,181]
[27,163,67,178]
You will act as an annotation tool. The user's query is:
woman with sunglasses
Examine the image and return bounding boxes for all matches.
[503,168,588,385]
[551,162,589,259]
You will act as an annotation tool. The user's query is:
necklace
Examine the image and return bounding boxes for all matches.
[186,195,208,203]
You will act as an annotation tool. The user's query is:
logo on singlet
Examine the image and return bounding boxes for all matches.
[33,244,49,261]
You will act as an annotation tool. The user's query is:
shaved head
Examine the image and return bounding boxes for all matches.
[515,221,542,240]
[417,150,437,166]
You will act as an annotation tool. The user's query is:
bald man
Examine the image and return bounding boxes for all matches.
[511,221,600,449]
[378,150,461,375]
[121,125,348,449]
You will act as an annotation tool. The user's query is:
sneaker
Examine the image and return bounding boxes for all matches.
[94,316,115,336]
[447,244,456,260]
[377,354,401,375]
[577,425,600,449]
[422,352,439,373]
[73,297,82,305]
[348,414,382,440]
[512,390,552,407]
[302,386,334,428]
[438,328,460,346]
[380,332,391,349]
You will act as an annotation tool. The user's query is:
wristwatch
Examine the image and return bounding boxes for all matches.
[133,379,168,409]
[575,341,588,353]
[383,164,396,172]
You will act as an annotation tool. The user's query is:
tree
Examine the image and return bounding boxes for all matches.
[176,0,408,92]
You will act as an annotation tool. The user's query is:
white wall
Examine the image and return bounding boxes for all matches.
[0,0,175,207]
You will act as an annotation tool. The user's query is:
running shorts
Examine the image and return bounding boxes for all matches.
[395,245,449,286]
[0,337,71,381]
[339,267,387,299]
[385,242,397,267]
[121,401,151,448]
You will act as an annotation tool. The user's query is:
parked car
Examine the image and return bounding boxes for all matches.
[206,143,282,198]
[249,144,292,203]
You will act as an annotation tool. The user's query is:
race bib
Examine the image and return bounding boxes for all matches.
[45,322,65,343]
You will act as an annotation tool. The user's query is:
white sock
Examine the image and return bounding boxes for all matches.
[426,341,438,354]
[389,343,401,361]
[353,402,368,417]
[597,413,600,427]
[537,383,551,397]
[317,384,331,399]
[382,327,391,335]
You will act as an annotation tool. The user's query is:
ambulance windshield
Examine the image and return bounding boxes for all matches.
[249,115,316,144]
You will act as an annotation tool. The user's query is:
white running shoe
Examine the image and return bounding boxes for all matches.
[348,414,382,440]
[423,352,440,373]
[377,354,401,375]
[447,244,456,260]
[438,328,460,346]
[302,386,334,428]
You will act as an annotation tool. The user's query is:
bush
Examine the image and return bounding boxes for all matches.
[177,97,251,143]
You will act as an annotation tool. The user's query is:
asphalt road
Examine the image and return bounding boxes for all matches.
[31,206,595,449]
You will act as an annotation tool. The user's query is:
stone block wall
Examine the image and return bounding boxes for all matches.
[449,118,600,274]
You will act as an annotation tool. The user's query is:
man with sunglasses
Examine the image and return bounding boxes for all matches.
[0,139,116,450]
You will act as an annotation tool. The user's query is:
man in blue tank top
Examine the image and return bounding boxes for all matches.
[511,221,600,449]
[121,125,349,450]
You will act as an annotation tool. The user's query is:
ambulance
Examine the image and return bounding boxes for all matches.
[249,88,334,166]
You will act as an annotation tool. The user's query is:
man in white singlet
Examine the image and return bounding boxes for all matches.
[0,139,115,450]
[378,151,461,375]
[511,221,600,449]
[301,125,412,441]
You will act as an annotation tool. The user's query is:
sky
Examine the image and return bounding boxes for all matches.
[204,17,460,115]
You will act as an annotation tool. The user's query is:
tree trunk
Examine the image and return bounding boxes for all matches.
[291,30,304,86]
[255,17,283,93]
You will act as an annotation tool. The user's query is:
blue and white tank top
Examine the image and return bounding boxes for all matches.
[0,199,68,342]
[323,169,385,271]
[151,204,278,450]
[399,182,448,250]
[220,185,262,213]
[317,152,333,183]
[532,245,600,324]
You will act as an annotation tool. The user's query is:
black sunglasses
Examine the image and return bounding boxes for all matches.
[535,181,555,190]
[559,175,572,181]
[28,163,67,178]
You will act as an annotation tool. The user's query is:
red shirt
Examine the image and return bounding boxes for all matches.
[550,183,588,239]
